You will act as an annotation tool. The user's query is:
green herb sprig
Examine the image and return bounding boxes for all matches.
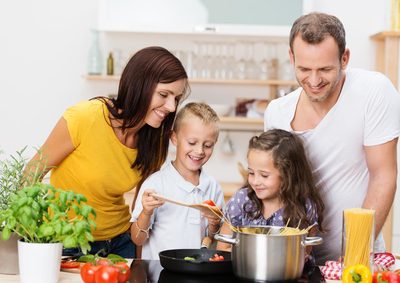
[0,183,96,254]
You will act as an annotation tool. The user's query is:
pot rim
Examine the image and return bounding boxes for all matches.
[234,225,308,237]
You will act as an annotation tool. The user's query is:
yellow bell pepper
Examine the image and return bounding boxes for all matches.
[342,264,372,283]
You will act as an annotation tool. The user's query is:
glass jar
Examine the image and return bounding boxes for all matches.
[341,208,375,272]
[87,29,103,75]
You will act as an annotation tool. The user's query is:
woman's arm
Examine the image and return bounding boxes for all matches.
[25,117,75,182]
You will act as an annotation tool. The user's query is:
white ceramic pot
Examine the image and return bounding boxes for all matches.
[0,233,19,274]
[18,240,63,283]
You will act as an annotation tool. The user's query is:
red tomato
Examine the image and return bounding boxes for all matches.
[203,200,216,206]
[114,262,131,283]
[95,265,118,283]
[80,263,100,283]
[60,260,80,269]
[209,253,224,261]
[96,259,112,266]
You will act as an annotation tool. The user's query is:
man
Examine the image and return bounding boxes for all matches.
[264,12,400,264]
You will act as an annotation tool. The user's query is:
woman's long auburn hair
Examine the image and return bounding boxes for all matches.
[244,129,324,231]
[93,46,190,205]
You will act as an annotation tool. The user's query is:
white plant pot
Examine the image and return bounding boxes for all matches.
[18,240,63,283]
[0,232,19,274]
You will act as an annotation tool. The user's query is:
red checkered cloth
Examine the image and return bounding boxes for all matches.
[320,261,341,280]
[319,252,396,280]
[374,252,396,269]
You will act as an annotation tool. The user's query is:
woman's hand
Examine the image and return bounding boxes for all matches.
[141,189,164,216]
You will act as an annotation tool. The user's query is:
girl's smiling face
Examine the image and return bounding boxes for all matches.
[247,149,282,204]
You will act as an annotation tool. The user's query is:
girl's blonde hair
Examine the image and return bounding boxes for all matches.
[173,102,220,132]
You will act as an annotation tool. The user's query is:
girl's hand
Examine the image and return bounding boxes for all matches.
[141,189,164,216]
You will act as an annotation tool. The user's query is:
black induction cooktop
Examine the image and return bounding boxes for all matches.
[128,259,325,283]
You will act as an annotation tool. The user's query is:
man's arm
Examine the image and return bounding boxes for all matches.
[363,138,398,236]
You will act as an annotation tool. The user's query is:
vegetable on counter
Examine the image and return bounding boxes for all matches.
[79,254,130,283]
[60,260,81,269]
[342,264,372,283]
[373,271,400,283]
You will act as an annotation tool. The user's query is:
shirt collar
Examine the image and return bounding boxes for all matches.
[166,161,210,193]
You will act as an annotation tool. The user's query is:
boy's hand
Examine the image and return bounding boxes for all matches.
[142,189,164,216]
[202,209,221,235]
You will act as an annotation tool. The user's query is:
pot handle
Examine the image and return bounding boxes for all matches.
[301,236,323,247]
[214,233,238,245]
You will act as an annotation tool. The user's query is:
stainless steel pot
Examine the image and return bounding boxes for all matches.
[214,226,322,282]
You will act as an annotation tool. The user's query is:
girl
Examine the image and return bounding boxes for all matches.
[217,129,324,251]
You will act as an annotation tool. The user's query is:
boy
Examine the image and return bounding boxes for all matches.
[130,102,224,259]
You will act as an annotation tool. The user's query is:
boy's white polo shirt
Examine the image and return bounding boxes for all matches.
[131,162,224,260]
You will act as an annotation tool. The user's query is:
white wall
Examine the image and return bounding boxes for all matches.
[1,0,399,252]
[0,0,98,157]
[305,0,389,70]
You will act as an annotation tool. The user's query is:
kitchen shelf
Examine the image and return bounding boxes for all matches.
[219,117,263,132]
[84,75,269,131]
[83,75,298,87]
[371,30,400,87]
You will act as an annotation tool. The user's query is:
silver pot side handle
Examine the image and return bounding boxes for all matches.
[214,233,238,245]
[301,236,323,247]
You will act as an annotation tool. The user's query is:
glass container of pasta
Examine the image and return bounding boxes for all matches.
[341,208,375,273]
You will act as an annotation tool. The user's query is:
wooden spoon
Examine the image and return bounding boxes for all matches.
[150,193,240,233]
[150,193,223,217]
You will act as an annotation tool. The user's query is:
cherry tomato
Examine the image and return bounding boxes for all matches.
[203,200,216,206]
[80,262,100,283]
[209,253,224,261]
[95,265,118,283]
[114,262,131,283]
[60,260,81,269]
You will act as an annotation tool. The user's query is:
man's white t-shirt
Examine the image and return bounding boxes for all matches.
[264,68,400,264]
[131,162,224,260]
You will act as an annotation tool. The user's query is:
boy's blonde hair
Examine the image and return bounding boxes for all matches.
[173,102,220,132]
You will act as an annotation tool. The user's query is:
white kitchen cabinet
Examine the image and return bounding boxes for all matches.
[98,0,303,36]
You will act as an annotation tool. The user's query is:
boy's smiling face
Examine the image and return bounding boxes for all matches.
[171,114,219,178]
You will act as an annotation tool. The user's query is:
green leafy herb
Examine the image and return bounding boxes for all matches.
[0,148,96,254]
[78,253,127,263]
[184,256,196,261]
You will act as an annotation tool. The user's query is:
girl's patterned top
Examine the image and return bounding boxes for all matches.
[224,187,318,227]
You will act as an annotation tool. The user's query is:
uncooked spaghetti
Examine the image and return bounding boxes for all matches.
[343,208,375,267]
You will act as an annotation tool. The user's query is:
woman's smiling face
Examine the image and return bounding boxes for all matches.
[144,79,186,128]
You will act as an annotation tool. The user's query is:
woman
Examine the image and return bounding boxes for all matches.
[27,46,190,258]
